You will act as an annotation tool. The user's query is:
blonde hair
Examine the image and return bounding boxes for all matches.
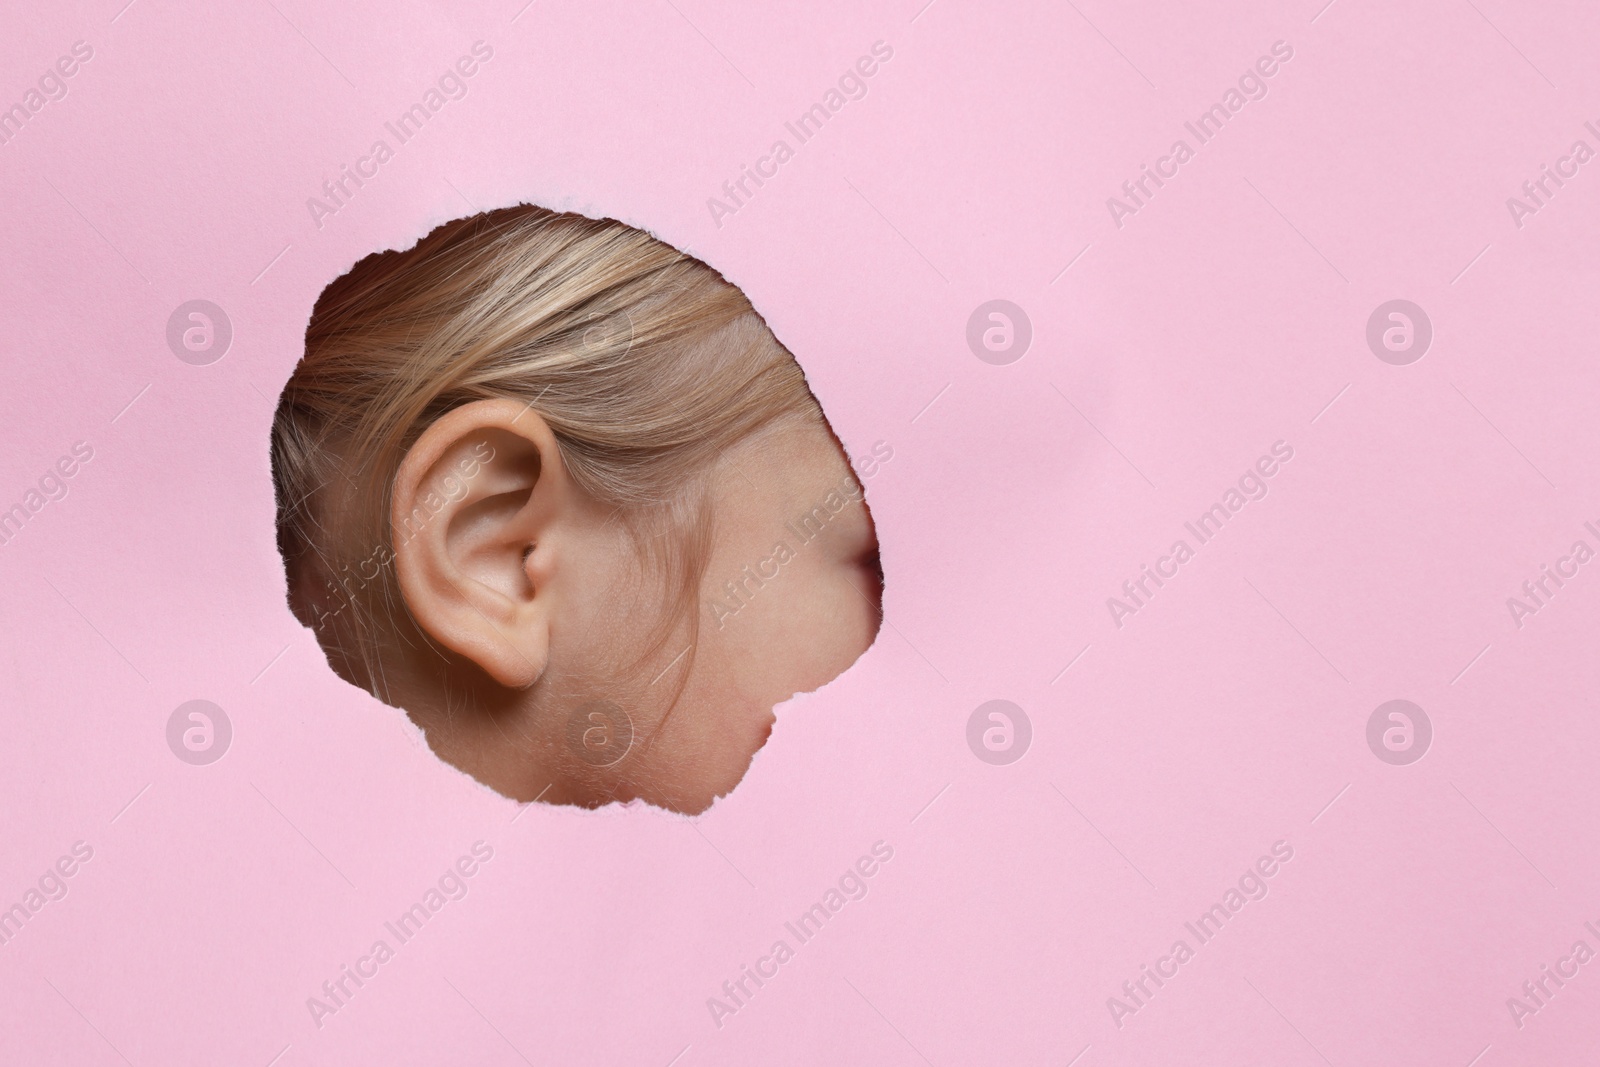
[272,204,824,698]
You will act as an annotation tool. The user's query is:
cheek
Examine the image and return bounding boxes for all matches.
[725,553,880,699]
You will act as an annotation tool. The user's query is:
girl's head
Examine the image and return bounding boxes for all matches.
[272,205,882,813]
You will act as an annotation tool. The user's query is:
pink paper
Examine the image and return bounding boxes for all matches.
[3,1,1598,1063]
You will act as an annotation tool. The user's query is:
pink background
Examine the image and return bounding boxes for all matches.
[4,0,1599,1063]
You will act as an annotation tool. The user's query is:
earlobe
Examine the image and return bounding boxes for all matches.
[390,399,572,688]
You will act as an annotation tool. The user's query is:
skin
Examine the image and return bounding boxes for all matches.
[649,419,884,808]
[314,399,882,815]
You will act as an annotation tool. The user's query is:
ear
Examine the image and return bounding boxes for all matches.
[390,398,577,688]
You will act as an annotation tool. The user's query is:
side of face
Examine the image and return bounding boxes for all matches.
[637,419,883,809]
[378,400,882,813]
